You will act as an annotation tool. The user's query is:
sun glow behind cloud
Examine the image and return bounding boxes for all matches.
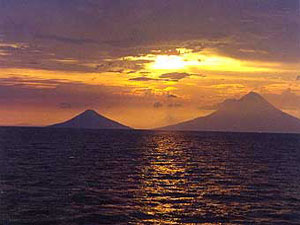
[125,48,281,75]
[151,55,187,70]
[1,48,299,128]
[1,0,300,128]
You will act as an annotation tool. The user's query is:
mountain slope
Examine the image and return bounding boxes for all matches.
[159,92,300,133]
[49,109,131,130]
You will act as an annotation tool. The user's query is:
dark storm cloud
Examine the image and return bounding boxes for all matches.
[130,72,193,82]
[0,76,71,88]
[129,77,159,82]
[35,34,97,45]
[0,0,299,71]
[159,72,190,81]
[0,77,130,109]
[167,94,178,99]
[96,60,150,73]
[0,76,175,110]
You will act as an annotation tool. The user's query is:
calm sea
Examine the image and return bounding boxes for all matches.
[0,127,300,225]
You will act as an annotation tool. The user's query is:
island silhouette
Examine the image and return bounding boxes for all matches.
[48,92,300,133]
[159,92,300,133]
[49,109,131,130]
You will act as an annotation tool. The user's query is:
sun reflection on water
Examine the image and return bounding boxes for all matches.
[133,132,250,224]
[2,130,298,224]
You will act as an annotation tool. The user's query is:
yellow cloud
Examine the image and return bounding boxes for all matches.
[124,48,283,76]
[211,83,246,89]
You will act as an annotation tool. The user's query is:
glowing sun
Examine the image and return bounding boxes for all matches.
[151,55,186,70]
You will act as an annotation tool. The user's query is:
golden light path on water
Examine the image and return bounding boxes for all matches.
[133,132,256,224]
[1,128,298,224]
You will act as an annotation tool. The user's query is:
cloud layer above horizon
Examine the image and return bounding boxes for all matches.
[0,0,299,128]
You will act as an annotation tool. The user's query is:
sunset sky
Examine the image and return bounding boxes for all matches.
[0,0,299,128]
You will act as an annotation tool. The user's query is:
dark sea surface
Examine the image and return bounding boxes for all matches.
[0,127,300,225]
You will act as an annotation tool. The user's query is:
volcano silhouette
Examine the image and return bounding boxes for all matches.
[49,109,131,130]
[159,92,300,133]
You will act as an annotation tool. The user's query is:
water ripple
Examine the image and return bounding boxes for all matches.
[0,128,300,224]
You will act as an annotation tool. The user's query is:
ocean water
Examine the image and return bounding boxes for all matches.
[0,128,300,225]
